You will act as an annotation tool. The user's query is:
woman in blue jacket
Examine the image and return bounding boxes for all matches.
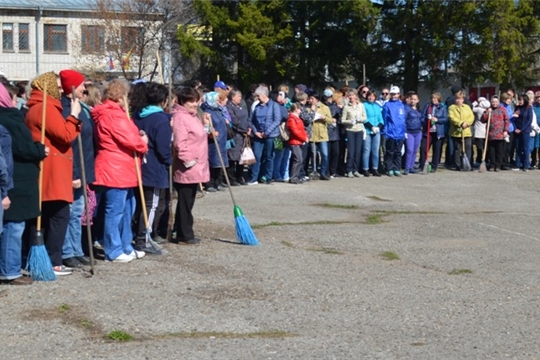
[362,91,383,177]
[514,94,533,171]
[382,86,406,176]
[404,93,422,174]
[202,92,229,188]
[419,92,448,173]
[131,82,172,254]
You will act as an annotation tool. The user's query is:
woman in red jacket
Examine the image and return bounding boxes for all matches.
[25,71,81,276]
[91,79,148,262]
[287,103,309,184]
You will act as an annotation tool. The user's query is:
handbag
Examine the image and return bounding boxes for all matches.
[279,121,290,141]
[239,136,256,165]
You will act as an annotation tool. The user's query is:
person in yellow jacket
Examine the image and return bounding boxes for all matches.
[308,91,333,180]
[448,91,475,170]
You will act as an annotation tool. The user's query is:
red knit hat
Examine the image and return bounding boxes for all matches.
[59,69,85,95]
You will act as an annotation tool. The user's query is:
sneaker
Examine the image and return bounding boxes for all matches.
[0,276,33,285]
[93,241,103,250]
[75,256,94,266]
[353,171,361,177]
[110,253,134,263]
[63,257,83,268]
[134,245,162,255]
[179,238,201,245]
[237,178,247,185]
[347,171,354,178]
[153,235,168,244]
[409,168,419,174]
[387,170,394,177]
[206,187,217,192]
[394,170,402,177]
[128,250,146,259]
[303,176,309,181]
[403,169,409,175]
[53,265,73,276]
[319,175,330,180]
[362,170,371,177]
[371,170,381,177]
[289,178,301,184]
[330,175,335,179]
[247,181,258,186]
[216,185,225,191]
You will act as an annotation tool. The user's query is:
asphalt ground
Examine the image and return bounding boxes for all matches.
[2,168,540,359]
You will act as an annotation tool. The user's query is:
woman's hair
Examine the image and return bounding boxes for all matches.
[431,91,442,103]
[254,85,269,97]
[84,84,102,107]
[455,91,465,100]
[4,83,18,98]
[217,89,228,102]
[332,91,343,104]
[186,79,201,89]
[103,79,130,102]
[339,86,350,96]
[347,89,358,97]
[269,90,279,102]
[228,88,241,100]
[500,92,511,102]
[16,81,28,98]
[289,103,301,113]
[366,90,376,100]
[519,93,530,108]
[278,84,289,93]
[129,82,168,114]
[176,86,201,105]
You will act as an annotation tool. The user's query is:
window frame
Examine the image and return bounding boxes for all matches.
[81,25,105,54]
[120,26,142,53]
[2,23,14,52]
[18,23,30,52]
[43,24,68,53]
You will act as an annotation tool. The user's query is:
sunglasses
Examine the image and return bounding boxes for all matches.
[361,91,368,94]
[382,92,389,95]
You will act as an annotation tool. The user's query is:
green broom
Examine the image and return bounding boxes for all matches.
[25,83,56,281]
[208,118,258,245]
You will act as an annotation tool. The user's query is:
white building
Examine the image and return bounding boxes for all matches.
[0,0,165,81]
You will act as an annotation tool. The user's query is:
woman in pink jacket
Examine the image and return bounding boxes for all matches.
[171,87,209,245]
[91,79,148,262]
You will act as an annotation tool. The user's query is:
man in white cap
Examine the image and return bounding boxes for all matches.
[382,86,406,177]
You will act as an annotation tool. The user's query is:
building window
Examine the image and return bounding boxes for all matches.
[44,24,67,52]
[19,23,29,51]
[81,25,104,53]
[121,26,142,53]
[2,23,14,51]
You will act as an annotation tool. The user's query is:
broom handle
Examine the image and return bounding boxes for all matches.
[122,96,150,230]
[156,50,164,85]
[37,83,48,232]
[207,114,237,205]
[78,134,96,273]
[481,111,491,161]
[425,116,430,161]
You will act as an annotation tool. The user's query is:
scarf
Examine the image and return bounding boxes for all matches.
[0,83,14,108]
[203,91,219,109]
[31,71,61,100]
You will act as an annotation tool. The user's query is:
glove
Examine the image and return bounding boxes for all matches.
[372,127,379,134]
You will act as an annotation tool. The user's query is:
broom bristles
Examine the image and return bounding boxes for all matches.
[25,245,56,281]
[235,215,259,246]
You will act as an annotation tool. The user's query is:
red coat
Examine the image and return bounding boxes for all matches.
[286,112,308,146]
[91,100,148,188]
[25,89,80,203]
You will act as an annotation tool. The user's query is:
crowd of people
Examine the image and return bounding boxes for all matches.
[0,70,537,285]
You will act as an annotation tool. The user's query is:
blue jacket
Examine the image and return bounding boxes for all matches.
[0,124,13,200]
[133,106,172,189]
[502,103,514,132]
[421,102,448,138]
[364,102,384,135]
[251,99,282,138]
[61,96,95,184]
[405,105,422,133]
[382,100,406,140]
[324,100,342,141]
[514,106,533,133]
[202,103,229,168]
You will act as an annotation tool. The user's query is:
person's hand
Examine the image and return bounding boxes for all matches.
[431,117,438,122]
[513,113,519,118]
[461,123,469,129]
[44,146,50,156]
[141,134,148,144]
[203,113,211,125]
[488,107,493,113]
[503,131,508,138]
[255,132,263,139]
[515,129,521,134]
[72,179,82,189]
[2,196,10,210]
[247,128,252,136]
[213,131,219,138]
[70,97,81,118]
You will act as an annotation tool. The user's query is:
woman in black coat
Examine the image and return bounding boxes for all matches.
[0,83,47,284]
[226,89,250,185]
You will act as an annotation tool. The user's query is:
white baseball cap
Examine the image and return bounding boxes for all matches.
[389,86,400,94]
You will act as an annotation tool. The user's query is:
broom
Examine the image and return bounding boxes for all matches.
[123,96,166,254]
[478,110,491,173]
[208,118,259,245]
[25,83,56,281]
[461,130,472,171]
[422,115,431,175]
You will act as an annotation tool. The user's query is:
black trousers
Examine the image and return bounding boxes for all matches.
[474,137,486,164]
[300,142,312,177]
[134,186,167,247]
[173,183,197,242]
[384,138,404,172]
[328,140,340,176]
[227,160,245,182]
[207,168,222,189]
[452,136,473,169]
[41,200,70,267]
[503,132,515,166]
[488,140,505,170]
[419,133,444,170]
[289,145,303,180]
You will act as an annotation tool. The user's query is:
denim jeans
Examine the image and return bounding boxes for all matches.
[315,141,329,176]
[250,137,275,182]
[405,132,422,170]
[0,221,25,280]
[515,132,531,169]
[273,146,291,180]
[98,188,135,261]
[346,131,364,172]
[363,132,381,170]
[62,188,84,259]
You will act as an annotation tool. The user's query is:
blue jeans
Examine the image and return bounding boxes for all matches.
[62,188,84,259]
[346,131,364,172]
[363,132,381,170]
[315,141,329,176]
[515,132,532,169]
[250,137,275,182]
[273,146,291,180]
[0,221,25,280]
[405,132,422,170]
[98,188,135,261]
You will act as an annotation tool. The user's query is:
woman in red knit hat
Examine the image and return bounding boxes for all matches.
[25,71,81,276]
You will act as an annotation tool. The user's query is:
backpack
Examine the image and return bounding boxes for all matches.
[279,121,290,141]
